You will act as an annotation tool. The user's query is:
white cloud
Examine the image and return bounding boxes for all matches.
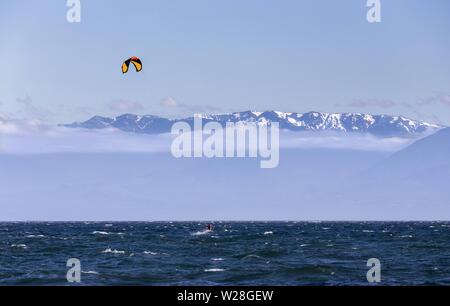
[0,120,171,154]
[418,93,450,106]
[160,97,178,108]
[0,120,420,155]
[109,99,144,112]
[16,95,54,121]
[280,131,415,152]
[160,97,223,115]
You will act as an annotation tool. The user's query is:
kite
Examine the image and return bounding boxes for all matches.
[122,57,142,74]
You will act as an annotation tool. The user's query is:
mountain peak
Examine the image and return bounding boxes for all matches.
[65,110,441,137]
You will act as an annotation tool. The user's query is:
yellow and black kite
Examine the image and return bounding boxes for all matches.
[122,57,142,74]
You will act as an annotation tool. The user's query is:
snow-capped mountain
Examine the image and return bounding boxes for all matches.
[65,111,441,137]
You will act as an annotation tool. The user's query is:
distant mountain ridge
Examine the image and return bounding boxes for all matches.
[370,127,450,180]
[65,111,441,137]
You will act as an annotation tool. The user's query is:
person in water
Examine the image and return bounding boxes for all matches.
[206,224,213,231]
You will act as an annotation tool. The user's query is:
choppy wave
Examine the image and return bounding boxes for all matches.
[192,230,213,236]
[204,268,225,272]
[1,222,450,285]
[143,251,159,255]
[92,231,124,236]
[398,235,414,238]
[82,271,99,275]
[10,244,27,249]
[102,248,125,254]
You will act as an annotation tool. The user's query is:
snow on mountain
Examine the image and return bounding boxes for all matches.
[65,111,441,137]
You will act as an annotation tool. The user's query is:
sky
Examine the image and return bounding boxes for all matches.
[0,0,449,124]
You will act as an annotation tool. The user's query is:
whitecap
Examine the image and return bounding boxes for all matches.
[264,231,273,235]
[211,258,224,261]
[92,231,124,236]
[192,230,212,236]
[204,268,225,272]
[26,234,46,238]
[11,244,27,249]
[143,251,159,255]
[93,231,110,235]
[362,230,374,233]
[82,271,99,275]
[102,248,125,254]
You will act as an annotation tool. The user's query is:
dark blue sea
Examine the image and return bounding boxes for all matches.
[1,222,449,285]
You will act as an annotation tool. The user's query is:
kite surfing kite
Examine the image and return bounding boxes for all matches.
[122,56,142,74]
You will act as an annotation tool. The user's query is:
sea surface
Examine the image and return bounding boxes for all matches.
[0,222,449,285]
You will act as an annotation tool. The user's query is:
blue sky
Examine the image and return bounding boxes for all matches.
[0,0,449,124]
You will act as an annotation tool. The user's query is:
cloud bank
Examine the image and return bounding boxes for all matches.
[0,119,417,155]
[280,131,413,152]
[0,120,171,154]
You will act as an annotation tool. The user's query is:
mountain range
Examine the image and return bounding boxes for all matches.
[65,111,441,137]
[369,127,450,181]
[2,113,450,220]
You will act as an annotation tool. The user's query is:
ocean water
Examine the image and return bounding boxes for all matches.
[0,222,449,285]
